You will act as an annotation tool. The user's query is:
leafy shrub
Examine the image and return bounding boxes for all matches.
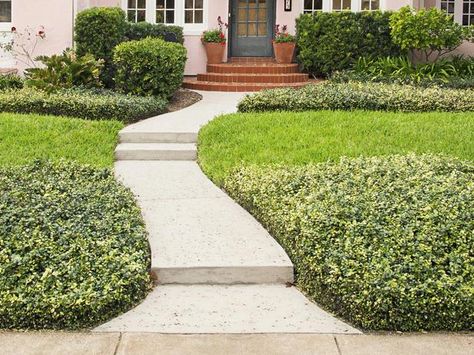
[224,154,474,331]
[0,160,151,329]
[296,11,400,77]
[237,82,474,113]
[202,29,226,43]
[332,56,474,87]
[75,7,127,87]
[25,50,103,92]
[390,6,474,62]
[0,87,166,122]
[0,74,23,90]
[114,37,187,98]
[125,21,184,44]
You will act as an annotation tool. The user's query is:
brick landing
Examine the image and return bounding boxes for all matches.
[183,57,312,92]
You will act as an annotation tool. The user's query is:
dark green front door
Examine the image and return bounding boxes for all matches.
[230,0,274,57]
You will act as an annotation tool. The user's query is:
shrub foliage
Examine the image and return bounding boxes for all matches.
[0,74,23,90]
[237,82,474,113]
[0,160,151,329]
[75,7,128,87]
[296,11,400,77]
[114,37,187,98]
[125,21,184,44]
[0,88,167,122]
[224,155,474,331]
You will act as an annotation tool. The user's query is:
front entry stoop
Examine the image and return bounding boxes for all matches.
[183,57,313,92]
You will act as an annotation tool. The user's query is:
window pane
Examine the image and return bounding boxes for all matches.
[166,10,174,23]
[128,0,137,8]
[333,0,341,10]
[195,0,203,8]
[156,10,165,22]
[0,1,11,22]
[137,0,146,8]
[372,0,379,10]
[249,8,257,21]
[166,0,175,8]
[258,23,267,36]
[237,23,247,36]
[185,10,193,23]
[127,10,136,21]
[343,0,351,9]
[137,10,146,21]
[185,0,193,8]
[156,0,165,8]
[248,23,257,36]
[304,0,312,10]
[195,10,203,23]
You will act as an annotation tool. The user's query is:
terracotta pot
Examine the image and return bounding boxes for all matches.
[273,41,296,64]
[203,42,226,64]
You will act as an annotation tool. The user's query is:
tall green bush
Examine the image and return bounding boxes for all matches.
[114,37,187,98]
[125,22,184,44]
[296,11,401,77]
[75,7,127,87]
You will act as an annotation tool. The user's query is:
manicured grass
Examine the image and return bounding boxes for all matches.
[0,113,123,167]
[198,110,474,184]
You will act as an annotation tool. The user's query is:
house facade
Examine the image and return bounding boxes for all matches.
[0,0,473,75]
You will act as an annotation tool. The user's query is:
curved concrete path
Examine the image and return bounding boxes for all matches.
[95,91,360,334]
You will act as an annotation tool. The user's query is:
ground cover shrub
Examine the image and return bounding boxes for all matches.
[0,88,166,122]
[125,22,184,44]
[0,113,123,167]
[237,82,474,113]
[0,74,23,90]
[25,50,103,92]
[75,7,128,87]
[223,154,474,330]
[113,37,186,98]
[296,11,400,77]
[197,110,474,184]
[0,160,151,329]
[332,56,474,87]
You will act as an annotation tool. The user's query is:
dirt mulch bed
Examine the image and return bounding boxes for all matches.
[166,89,202,113]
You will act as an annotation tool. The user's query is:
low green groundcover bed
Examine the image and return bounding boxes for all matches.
[224,155,474,331]
[0,160,151,329]
[198,110,474,184]
[0,113,123,167]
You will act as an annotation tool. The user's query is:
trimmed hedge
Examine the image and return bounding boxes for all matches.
[0,74,23,90]
[0,88,167,122]
[75,7,128,87]
[224,155,474,331]
[125,22,184,44]
[114,37,187,98]
[296,11,401,77]
[237,82,474,113]
[0,160,151,329]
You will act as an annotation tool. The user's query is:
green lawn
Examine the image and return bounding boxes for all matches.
[0,113,123,167]
[198,110,474,184]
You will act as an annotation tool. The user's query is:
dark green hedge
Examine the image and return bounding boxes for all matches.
[237,82,474,113]
[225,155,474,331]
[0,74,23,90]
[125,22,184,44]
[0,88,167,122]
[75,7,128,87]
[114,38,187,98]
[0,160,151,329]
[296,11,401,77]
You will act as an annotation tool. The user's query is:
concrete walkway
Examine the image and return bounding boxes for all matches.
[96,91,359,333]
[2,332,472,355]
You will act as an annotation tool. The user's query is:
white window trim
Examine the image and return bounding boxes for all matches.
[122,0,208,36]
[0,0,13,68]
[302,0,385,13]
[436,0,463,24]
[0,0,12,32]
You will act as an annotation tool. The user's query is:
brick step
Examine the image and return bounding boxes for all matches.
[207,63,299,74]
[183,78,312,92]
[228,56,275,63]
[197,72,309,84]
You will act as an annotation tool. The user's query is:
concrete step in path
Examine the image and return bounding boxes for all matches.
[115,160,293,284]
[115,143,197,161]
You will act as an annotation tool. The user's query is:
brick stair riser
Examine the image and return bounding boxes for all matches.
[229,57,275,63]
[183,82,309,92]
[197,73,309,84]
[207,64,299,74]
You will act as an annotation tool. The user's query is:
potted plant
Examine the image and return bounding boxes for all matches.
[201,16,228,64]
[273,25,296,64]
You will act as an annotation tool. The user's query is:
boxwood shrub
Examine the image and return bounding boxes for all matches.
[0,88,167,122]
[75,7,128,87]
[224,155,474,331]
[0,74,23,90]
[296,11,401,77]
[125,21,184,44]
[238,82,474,113]
[0,160,151,329]
[114,37,187,98]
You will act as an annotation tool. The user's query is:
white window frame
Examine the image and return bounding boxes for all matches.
[302,0,385,13]
[436,0,464,25]
[0,0,13,68]
[0,0,12,32]
[360,0,380,11]
[122,0,208,35]
[461,0,474,26]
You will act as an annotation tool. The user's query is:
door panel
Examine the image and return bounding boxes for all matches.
[231,0,274,57]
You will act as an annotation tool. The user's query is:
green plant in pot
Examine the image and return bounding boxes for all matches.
[202,16,227,64]
[273,25,296,64]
